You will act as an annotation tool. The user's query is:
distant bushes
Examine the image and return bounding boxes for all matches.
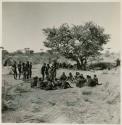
[88,62,115,70]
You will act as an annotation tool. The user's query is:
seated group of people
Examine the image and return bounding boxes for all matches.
[31,76,72,90]
[31,71,101,90]
[62,72,101,87]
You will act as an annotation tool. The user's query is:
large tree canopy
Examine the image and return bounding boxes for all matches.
[43,22,110,69]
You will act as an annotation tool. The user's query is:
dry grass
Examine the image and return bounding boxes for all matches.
[2,65,120,124]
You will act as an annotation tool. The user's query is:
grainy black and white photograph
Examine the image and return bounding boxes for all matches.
[1,1,120,124]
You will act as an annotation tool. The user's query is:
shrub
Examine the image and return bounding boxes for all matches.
[88,62,115,70]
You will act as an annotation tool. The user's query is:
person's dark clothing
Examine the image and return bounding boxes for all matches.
[25,62,30,79]
[31,77,38,88]
[67,73,74,81]
[22,63,26,80]
[93,77,98,85]
[54,80,62,89]
[49,66,55,81]
[93,77,102,85]
[52,61,57,79]
[62,81,72,89]
[45,81,54,90]
[88,78,96,87]
[29,63,32,78]
[41,65,46,80]
[45,65,50,79]
[40,81,47,89]
[60,73,67,81]
[74,73,80,80]
[77,76,86,88]
[18,63,22,79]
[12,64,17,79]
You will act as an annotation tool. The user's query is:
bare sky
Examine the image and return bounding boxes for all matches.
[2,2,120,53]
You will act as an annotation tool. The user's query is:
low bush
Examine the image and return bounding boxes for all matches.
[88,62,115,70]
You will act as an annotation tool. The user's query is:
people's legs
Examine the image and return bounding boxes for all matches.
[26,71,28,79]
[19,71,21,79]
[15,71,17,79]
[23,72,24,80]
[42,73,44,80]
[29,71,32,78]
[54,70,56,80]
[46,73,49,80]
[30,71,32,78]
[18,72,20,79]
[24,72,26,80]
[14,72,16,79]
[14,71,17,79]
[27,71,29,79]
[16,72,18,79]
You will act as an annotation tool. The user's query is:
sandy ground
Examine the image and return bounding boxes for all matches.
[2,65,120,123]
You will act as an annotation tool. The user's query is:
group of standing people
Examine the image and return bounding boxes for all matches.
[12,61,32,80]
[41,62,57,81]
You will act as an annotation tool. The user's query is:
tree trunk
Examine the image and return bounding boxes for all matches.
[75,56,88,70]
[79,57,87,70]
[83,58,87,70]
[76,59,81,70]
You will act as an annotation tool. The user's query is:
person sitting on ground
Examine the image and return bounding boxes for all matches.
[54,78,62,89]
[60,72,67,81]
[74,72,80,85]
[40,79,48,89]
[67,72,74,81]
[86,75,96,87]
[61,81,73,89]
[45,80,55,90]
[74,72,80,80]
[40,79,47,89]
[93,75,102,85]
[37,77,43,88]
[76,74,86,88]
[31,76,38,88]
[60,72,73,89]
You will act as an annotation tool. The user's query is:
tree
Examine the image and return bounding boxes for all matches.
[2,49,9,60]
[43,22,110,70]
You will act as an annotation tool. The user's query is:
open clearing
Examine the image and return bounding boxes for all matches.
[2,65,120,124]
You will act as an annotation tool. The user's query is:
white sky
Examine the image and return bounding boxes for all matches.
[2,2,120,53]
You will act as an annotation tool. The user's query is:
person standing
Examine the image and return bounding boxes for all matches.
[25,61,30,79]
[29,62,32,78]
[12,61,17,80]
[22,62,26,80]
[18,61,22,79]
[41,63,46,80]
[45,64,50,79]
[52,60,57,80]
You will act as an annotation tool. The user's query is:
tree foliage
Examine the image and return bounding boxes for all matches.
[43,22,110,69]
